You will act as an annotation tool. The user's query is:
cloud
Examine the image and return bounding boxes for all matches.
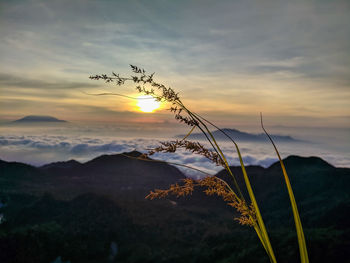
[0,73,98,90]
[0,131,350,177]
[0,0,349,127]
[1,0,349,81]
[70,143,128,155]
[0,135,136,155]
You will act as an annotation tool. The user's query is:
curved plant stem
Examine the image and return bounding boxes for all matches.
[80,91,154,100]
[121,153,213,176]
[181,126,196,141]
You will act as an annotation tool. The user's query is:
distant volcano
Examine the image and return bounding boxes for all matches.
[13,115,67,123]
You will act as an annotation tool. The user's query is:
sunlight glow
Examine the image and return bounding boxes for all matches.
[136,95,161,113]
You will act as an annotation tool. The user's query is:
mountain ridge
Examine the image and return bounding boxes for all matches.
[0,152,336,176]
[0,151,186,199]
[176,128,301,142]
[0,152,349,262]
[0,152,346,201]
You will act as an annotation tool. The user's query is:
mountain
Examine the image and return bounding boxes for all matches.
[0,153,349,262]
[1,152,348,219]
[0,153,348,203]
[13,115,67,123]
[0,151,186,199]
[216,156,349,225]
[176,128,299,142]
[40,159,82,170]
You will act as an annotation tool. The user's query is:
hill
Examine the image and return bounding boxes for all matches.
[0,153,349,262]
[0,151,185,199]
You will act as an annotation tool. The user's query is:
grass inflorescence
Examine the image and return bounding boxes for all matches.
[90,65,309,263]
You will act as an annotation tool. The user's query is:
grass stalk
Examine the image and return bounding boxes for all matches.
[181,126,196,141]
[193,113,277,263]
[180,103,245,200]
[260,113,309,263]
[182,105,277,262]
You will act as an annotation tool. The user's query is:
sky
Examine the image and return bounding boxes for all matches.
[0,0,349,129]
[0,0,350,170]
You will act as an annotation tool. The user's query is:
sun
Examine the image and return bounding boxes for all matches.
[136,95,161,113]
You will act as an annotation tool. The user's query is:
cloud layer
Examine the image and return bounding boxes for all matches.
[1,132,349,178]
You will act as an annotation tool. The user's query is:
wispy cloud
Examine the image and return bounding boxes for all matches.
[1,133,349,177]
[0,73,99,90]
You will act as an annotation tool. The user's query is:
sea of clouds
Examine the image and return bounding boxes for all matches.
[1,131,349,178]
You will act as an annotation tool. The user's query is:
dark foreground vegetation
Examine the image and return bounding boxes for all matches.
[0,152,349,262]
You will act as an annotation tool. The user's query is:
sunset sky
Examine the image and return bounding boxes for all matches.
[0,0,349,129]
